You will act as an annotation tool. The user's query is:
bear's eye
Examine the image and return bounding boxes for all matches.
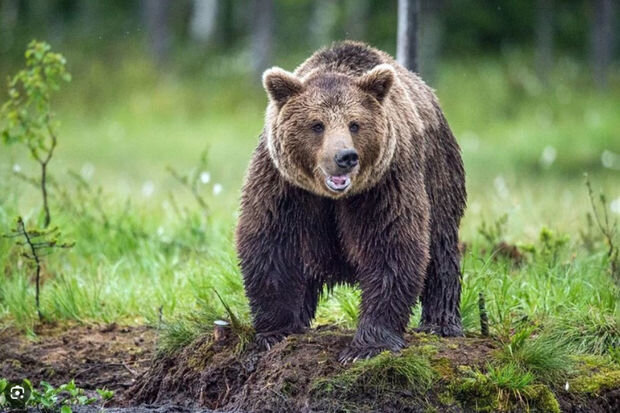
[311,122,325,133]
[349,122,360,133]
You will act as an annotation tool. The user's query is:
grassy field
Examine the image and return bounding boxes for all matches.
[0,49,618,357]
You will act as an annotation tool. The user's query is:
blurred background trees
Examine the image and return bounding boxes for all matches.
[0,0,616,87]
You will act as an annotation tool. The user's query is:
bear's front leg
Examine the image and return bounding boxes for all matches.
[238,226,319,350]
[337,188,431,363]
[338,251,428,363]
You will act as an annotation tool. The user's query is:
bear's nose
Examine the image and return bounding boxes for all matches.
[334,149,359,170]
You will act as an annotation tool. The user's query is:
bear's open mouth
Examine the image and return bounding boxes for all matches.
[325,175,351,192]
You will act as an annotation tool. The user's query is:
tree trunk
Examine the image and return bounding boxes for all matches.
[397,0,419,72]
[190,0,218,43]
[535,0,553,86]
[143,0,171,67]
[251,0,275,80]
[591,0,615,89]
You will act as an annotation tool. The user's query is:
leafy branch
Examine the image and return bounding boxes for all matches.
[3,217,74,320]
[1,40,71,227]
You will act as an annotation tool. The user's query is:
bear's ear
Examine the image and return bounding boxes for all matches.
[262,67,304,107]
[356,64,395,103]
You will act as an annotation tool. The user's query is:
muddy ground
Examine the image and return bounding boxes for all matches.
[0,323,176,412]
[1,324,618,412]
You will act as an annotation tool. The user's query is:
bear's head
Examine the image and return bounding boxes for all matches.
[262,64,397,198]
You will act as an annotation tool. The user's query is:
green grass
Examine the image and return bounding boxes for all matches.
[311,346,436,397]
[0,49,619,366]
[452,365,561,413]
[496,325,573,384]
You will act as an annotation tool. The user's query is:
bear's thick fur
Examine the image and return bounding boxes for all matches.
[236,41,466,362]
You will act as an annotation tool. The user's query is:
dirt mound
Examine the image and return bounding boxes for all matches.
[127,326,617,412]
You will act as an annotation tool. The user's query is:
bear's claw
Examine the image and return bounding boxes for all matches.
[254,332,286,351]
[338,345,393,364]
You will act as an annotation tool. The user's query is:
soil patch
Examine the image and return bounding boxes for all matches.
[0,323,156,399]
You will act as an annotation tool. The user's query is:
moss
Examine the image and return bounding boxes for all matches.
[451,369,498,412]
[569,354,620,395]
[413,332,441,343]
[570,369,620,395]
[418,344,440,356]
[452,367,561,412]
[311,348,436,400]
[431,357,455,380]
[437,390,456,406]
[572,354,617,370]
[523,384,560,413]
[457,365,473,374]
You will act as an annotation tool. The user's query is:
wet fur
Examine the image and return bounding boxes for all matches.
[236,41,466,362]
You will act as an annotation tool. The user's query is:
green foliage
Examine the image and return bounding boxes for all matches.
[3,217,74,321]
[316,285,361,328]
[312,347,436,399]
[536,227,570,266]
[0,378,107,411]
[0,378,6,404]
[546,309,620,356]
[486,363,535,390]
[30,380,95,410]
[1,40,71,227]
[156,251,252,355]
[569,355,620,395]
[96,388,115,401]
[477,214,508,245]
[1,40,71,147]
[496,324,573,384]
[452,365,560,413]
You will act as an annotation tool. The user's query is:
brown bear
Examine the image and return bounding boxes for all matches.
[236,41,466,362]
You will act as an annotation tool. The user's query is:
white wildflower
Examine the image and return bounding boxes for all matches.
[213,183,223,196]
[200,171,211,184]
[12,164,21,173]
